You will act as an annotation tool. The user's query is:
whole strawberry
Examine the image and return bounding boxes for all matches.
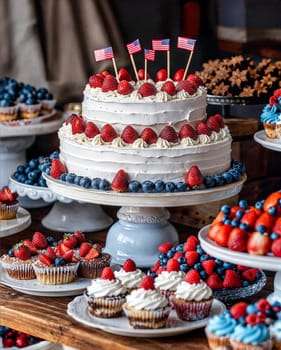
[161,81,176,96]
[138,82,157,97]
[50,159,67,179]
[102,75,118,92]
[140,128,158,144]
[184,165,204,188]
[111,169,128,192]
[121,125,139,144]
[32,231,48,249]
[13,243,31,261]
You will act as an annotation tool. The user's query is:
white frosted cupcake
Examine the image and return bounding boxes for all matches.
[122,275,171,329]
[154,270,185,302]
[114,258,145,292]
[270,319,281,350]
[85,267,128,318]
[170,269,213,321]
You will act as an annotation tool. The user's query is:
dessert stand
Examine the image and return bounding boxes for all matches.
[9,176,113,233]
[44,173,246,267]
[0,112,63,188]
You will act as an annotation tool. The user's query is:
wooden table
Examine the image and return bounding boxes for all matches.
[0,205,274,350]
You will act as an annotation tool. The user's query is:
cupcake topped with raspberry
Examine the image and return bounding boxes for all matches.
[114,258,145,292]
[0,186,19,220]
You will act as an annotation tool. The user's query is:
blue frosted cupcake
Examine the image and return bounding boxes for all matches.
[205,310,237,350]
[260,89,281,140]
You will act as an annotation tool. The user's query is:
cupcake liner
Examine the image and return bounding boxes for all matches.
[0,202,19,220]
[32,262,79,284]
[205,327,232,350]
[20,103,42,119]
[40,99,56,114]
[272,339,281,350]
[86,293,126,318]
[1,260,36,280]
[0,105,19,120]
[122,303,171,329]
[157,289,175,306]
[78,253,111,279]
[263,122,277,139]
[229,338,273,350]
[170,296,213,321]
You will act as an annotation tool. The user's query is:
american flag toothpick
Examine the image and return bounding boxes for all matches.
[126,39,142,81]
[177,37,197,80]
[94,46,119,81]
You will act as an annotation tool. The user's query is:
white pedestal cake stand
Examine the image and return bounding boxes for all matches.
[0,112,63,188]
[44,173,246,267]
[9,176,113,233]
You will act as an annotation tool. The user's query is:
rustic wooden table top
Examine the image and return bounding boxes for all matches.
[0,205,274,350]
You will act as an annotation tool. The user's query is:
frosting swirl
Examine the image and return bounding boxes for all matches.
[114,268,145,289]
[207,311,237,336]
[174,280,213,301]
[270,320,281,340]
[231,324,270,345]
[154,270,185,291]
[87,278,127,298]
[125,288,169,310]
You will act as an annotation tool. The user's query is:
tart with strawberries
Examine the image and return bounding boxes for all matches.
[114,258,145,292]
[85,266,128,318]
[170,269,214,321]
[122,275,171,329]
[0,186,19,220]
[77,241,111,279]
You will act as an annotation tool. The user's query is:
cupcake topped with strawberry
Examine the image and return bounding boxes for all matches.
[114,258,145,292]
[0,186,19,220]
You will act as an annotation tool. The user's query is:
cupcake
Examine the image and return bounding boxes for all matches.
[32,248,79,284]
[205,310,237,350]
[0,187,19,220]
[0,243,37,280]
[19,97,42,119]
[154,264,185,302]
[85,266,128,318]
[260,89,281,140]
[114,258,145,292]
[170,269,214,321]
[270,319,281,350]
[122,275,171,329]
[36,87,56,115]
[230,323,272,350]
[78,241,111,279]
[0,98,18,122]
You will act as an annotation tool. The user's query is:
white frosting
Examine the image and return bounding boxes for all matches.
[154,270,185,291]
[125,288,169,310]
[270,320,281,340]
[174,280,213,301]
[87,278,127,297]
[114,268,145,289]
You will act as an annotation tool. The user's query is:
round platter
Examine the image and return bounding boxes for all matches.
[199,225,281,272]
[67,295,225,338]
[254,130,281,152]
[43,174,246,208]
[0,207,31,237]
[0,272,91,297]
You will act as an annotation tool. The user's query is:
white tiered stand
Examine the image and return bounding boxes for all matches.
[199,130,281,302]
[44,173,246,267]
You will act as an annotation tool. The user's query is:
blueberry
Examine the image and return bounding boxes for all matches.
[246,304,257,314]
[176,243,184,252]
[239,222,249,231]
[79,176,91,188]
[91,177,101,189]
[222,172,233,184]
[200,254,209,262]
[204,176,215,188]
[160,257,168,266]
[65,173,76,184]
[0,99,11,107]
[256,224,266,233]
[28,171,38,182]
[215,258,223,266]
[99,179,110,190]
[25,179,34,185]
[268,206,277,215]
[128,180,141,192]
[176,181,187,192]
[46,236,55,245]
[242,280,249,287]
[180,264,189,272]
[25,97,37,105]
[50,150,59,160]
[59,173,68,182]
[158,253,167,260]
[200,270,208,280]
[55,257,65,266]
[38,177,47,187]
[16,165,26,174]
[165,182,176,193]
[8,248,14,257]
[154,180,165,192]
[45,167,51,175]
[29,159,38,169]
[178,256,186,264]
[231,219,240,227]
[25,166,32,174]
[214,174,224,186]
[167,250,175,259]
[142,180,154,193]
[221,205,230,215]
[239,199,248,209]
[18,174,27,183]
[229,169,241,181]
[270,232,279,240]
[196,246,204,255]
[235,209,244,219]
[193,262,202,271]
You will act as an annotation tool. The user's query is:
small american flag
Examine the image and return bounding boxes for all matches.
[126,39,142,55]
[177,37,196,51]
[94,46,114,61]
[152,39,170,51]
[144,49,155,61]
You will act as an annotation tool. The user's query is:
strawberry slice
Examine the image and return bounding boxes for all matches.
[79,242,93,257]
[85,247,100,260]
[50,159,67,179]
[111,169,128,192]
[62,250,74,262]
[39,253,52,266]
[22,239,38,255]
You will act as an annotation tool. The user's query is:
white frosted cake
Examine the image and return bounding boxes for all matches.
[57,70,235,191]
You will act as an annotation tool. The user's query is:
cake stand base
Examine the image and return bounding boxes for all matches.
[105,207,179,268]
[42,201,113,233]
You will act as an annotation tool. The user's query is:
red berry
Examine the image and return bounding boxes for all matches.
[202,259,216,274]
[121,125,139,144]
[230,301,248,319]
[223,269,242,288]
[101,267,115,280]
[184,235,199,252]
[161,81,176,96]
[138,82,157,97]
[184,165,204,188]
[271,237,281,257]
[158,242,173,254]
[79,242,93,257]
[155,68,167,82]
[196,121,212,136]
[45,247,56,261]
[184,251,199,266]
[205,273,223,290]
[166,258,180,272]
[89,74,104,88]
[173,69,184,81]
[111,169,129,192]
[71,115,85,134]
[13,244,31,261]
[85,121,100,138]
[39,253,52,266]
[101,124,118,142]
[159,125,178,143]
[185,269,201,284]
[176,80,196,95]
[241,268,260,282]
[50,159,67,180]
[140,128,158,144]
[102,75,118,92]
[118,68,132,81]
[139,275,155,290]
[122,258,137,272]
[32,231,48,249]
[117,80,134,95]
[179,124,198,141]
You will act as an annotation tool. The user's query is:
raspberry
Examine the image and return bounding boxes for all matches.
[223,269,242,288]
[184,235,199,252]
[205,273,223,290]
[185,269,200,284]
[167,258,180,272]
[184,251,199,266]
[122,258,137,272]
[139,276,155,290]
[158,242,173,254]
[202,259,216,274]
[230,302,248,319]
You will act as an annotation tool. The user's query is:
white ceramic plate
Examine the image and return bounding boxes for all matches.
[254,130,281,152]
[67,295,225,338]
[0,207,31,237]
[0,273,91,297]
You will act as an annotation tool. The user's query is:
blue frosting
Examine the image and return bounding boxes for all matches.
[207,312,237,337]
[231,323,270,345]
[260,104,281,124]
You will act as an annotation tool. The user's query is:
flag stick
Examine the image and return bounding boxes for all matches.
[130,54,139,81]
[112,57,119,82]
[144,59,148,81]
[167,51,170,79]
[183,51,194,80]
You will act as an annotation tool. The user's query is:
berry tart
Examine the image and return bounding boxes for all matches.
[114,258,145,292]
[0,97,18,122]
[122,275,171,329]
[170,269,214,321]
[85,266,128,318]
[0,186,19,220]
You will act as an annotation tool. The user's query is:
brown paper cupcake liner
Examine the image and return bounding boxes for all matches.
[0,202,19,220]
[86,293,126,318]
[229,338,273,350]
[205,327,232,350]
[1,260,36,280]
[78,253,111,279]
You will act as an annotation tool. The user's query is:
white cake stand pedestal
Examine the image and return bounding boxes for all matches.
[9,176,113,233]
[199,226,281,302]
[0,112,63,188]
[44,174,246,267]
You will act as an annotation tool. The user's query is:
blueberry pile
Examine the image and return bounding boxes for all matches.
[0,326,42,348]
[52,159,245,193]
[13,150,59,187]
[0,77,53,107]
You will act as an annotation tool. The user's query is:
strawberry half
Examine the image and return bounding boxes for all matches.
[50,159,67,179]
[121,125,139,144]
[101,124,117,142]
[13,244,31,261]
[140,128,158,145]
[111,169,128,192]
[159,125,178,143]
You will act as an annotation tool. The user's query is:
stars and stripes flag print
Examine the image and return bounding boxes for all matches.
[177,37,196,51]
[94,46,114,61]
[144,49,155,61]
[152,39,170,51]
[126,39,142,55]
